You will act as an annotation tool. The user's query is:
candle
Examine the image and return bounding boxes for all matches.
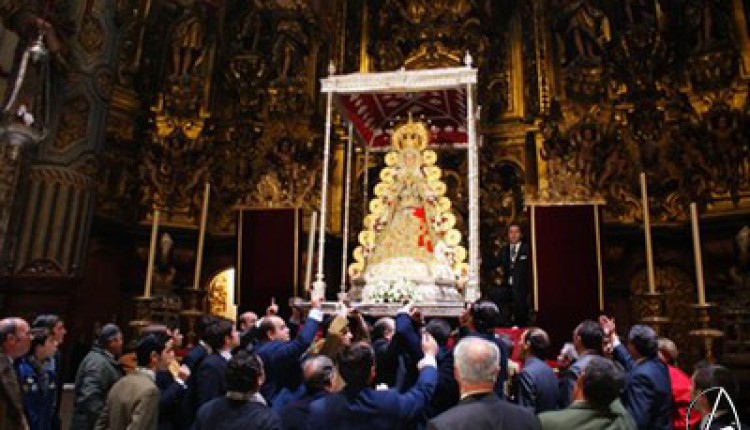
[640,172,656,293]
[193,183,210,290]
[690,203,706,305]
[144,209,160,298]
[305,211,318,293]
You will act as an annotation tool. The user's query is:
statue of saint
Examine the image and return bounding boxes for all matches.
[169,0,207,80]
[350,117,466,303]
[152,232,177,295]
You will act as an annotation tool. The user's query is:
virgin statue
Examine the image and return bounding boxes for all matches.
[349,117,466,303]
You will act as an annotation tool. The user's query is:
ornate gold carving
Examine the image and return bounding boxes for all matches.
[631,266,698,359]
[29,165,95,189]
[17,259,64,276]
[79,15,105,54]
[207,267,237,321]
[53,97,90,151]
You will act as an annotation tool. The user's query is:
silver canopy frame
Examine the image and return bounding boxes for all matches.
[312,58,481,304]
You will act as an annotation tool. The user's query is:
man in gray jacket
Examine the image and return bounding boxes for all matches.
[96,333,171,430]
[70,324,124,430]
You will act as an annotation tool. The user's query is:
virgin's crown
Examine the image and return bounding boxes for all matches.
[392,114,430,151]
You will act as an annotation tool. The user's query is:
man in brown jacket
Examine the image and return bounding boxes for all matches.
[96,333,173,430]
[0,318,31,430]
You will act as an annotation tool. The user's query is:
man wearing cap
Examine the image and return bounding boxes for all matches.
[70,324,124,430]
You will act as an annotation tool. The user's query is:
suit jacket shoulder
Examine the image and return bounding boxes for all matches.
[429,394,540,430]
[0,354,27,430]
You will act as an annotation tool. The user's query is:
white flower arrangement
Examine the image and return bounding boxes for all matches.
[363,278,424,303]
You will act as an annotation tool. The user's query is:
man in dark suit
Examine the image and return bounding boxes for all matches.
[308,335,439,430]
[557,320,604,407]
[539,356,636,430]
[450,301,509,400]
[31,314,66,430]
[516,327,559,413]
[194,318,239,408]
[428,337,540,430]
[193,351,282,430]
[279,355,334,430]
[182,315,217,427]
[183,316,218,373]
[155,358,190,430]
[600,318,672,430]
[255,298,323,405]
[490,224,530,326]
[0,318,31,430]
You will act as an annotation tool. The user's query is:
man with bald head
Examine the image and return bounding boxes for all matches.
[239,312,259,333]
[281,355,335,430]
[428,337,540,430]
[255,298,323,405]
[0,317,31,430]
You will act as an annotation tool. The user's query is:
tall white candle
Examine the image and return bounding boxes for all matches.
[305,211,318,293]
[690,203,706,305]
[144,209,160,298]
[640,172,656,293]
[193,183,210,290]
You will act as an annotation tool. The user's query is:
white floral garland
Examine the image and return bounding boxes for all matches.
[363,278,424,303]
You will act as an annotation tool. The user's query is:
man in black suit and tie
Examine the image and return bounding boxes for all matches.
[428,337,540,430]
[490,224,530,326]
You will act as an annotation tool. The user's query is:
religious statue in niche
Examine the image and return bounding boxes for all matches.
[349,117,467,304]
[707,105,744,184]
[685,0,733,52]
[554,0,611,65]
[623,0,656,27]
[268,0,313,82]
[167,0,217,81]
[570,124,602,184]
[152,232,178,296]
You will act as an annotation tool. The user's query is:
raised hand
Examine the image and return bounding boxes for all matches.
[267,298,279,316]
[599,315,616,339]
[421,331,439,357]
[177,364,191,381]
[310,296,322,310]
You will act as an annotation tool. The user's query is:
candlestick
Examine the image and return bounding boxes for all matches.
[305,211,318,293]
[144,209,160,298]
[690,203,706,305]
[193,182,210,290]
[640,172,656,293]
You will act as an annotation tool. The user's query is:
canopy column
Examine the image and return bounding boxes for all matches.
[312,64,336,300]
[340,122,355,298]
[465,54,481,303]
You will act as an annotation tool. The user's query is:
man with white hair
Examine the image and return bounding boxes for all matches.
[428,337,540,430]
[0,317,31,430]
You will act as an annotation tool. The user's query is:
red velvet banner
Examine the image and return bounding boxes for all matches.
[532,205,602,352]
[238,208,298,316]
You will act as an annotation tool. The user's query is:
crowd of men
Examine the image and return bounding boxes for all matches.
[0,299,746,430]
